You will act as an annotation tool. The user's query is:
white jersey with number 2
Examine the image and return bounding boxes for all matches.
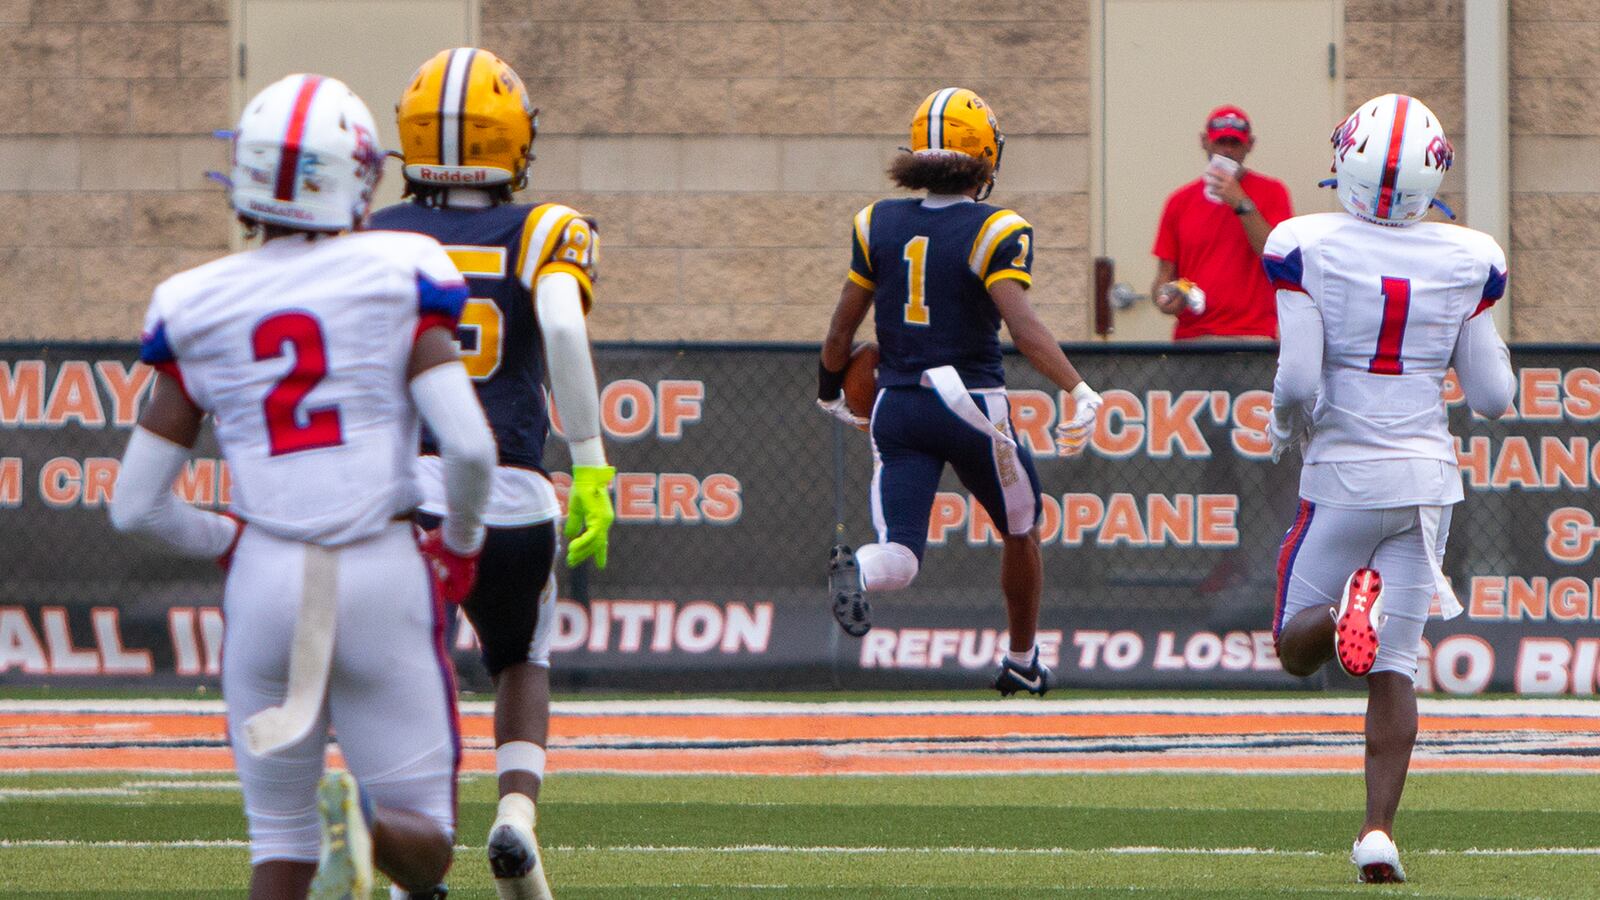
[1264,212,1511,509]
[138,230,469,545]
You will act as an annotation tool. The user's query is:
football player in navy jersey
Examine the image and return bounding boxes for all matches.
[817,88,1104,696]
[368,47,612,900]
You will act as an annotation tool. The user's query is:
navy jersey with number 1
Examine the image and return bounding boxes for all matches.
[367,200,597,473]
[849,197,1033,389]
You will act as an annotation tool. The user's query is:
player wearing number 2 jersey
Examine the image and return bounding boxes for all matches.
[817,88,1104,696]
[368,47,612,900]
[1265,94,1515,886]
[110,75,494,899]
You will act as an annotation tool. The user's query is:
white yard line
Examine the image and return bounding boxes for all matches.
[3,839,1598,858]
[4,697,1599,717]
[0,788,144,798]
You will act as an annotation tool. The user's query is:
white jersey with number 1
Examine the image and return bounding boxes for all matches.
[138,230,469,546]
[1263,212,1509,509]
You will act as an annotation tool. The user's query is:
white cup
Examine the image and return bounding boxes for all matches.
[1203,154,1241,203]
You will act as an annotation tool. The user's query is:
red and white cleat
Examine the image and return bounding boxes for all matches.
[1334,568,1385,677]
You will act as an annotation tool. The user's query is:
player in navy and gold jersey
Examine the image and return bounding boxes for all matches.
[368,47,611,900]
[817,88,1106,696]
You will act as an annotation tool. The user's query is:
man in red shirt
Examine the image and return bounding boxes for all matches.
[1151,105,1293,339]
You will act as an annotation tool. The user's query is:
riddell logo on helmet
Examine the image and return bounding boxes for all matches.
[418,167,488,184]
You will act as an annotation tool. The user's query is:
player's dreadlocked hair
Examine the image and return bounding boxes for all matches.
[889,151,994,196]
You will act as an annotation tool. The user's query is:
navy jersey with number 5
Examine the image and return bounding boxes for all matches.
[849,198,1033,389]
[367,201,597,472]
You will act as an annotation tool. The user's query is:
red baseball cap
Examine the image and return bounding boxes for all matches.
[1205,105,1252,142]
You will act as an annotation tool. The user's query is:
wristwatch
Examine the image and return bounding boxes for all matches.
[1233,198,1257,216]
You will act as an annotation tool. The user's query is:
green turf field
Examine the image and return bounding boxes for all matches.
[1,772,1596,897]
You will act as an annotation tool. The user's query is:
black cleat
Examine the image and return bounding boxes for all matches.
[829,544,871,636]
[993,649,1052,697]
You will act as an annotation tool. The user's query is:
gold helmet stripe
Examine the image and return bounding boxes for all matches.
[438,47,478,166]
[926,87,959,152]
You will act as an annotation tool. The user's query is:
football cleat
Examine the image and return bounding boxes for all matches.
[829,544,871,637]
[1351,830,1406,883]
[1334,568,1385,677]
[994,649,1052,697]
[309,771,373,900]
[488,805,553,900]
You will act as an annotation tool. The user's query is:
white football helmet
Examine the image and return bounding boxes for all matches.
[229,74,383,232]
[1327,93,1453,226]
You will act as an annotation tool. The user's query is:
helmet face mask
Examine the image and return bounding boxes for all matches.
[1329,93,1452,227]
[229,74,383,233]
[397,48,536,194]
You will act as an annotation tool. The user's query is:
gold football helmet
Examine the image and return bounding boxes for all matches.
[397,47,536,191]
[909,87,1004,199]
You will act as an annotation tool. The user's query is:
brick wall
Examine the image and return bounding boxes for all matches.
[2,1,1592,344]
[1506,0,1600,342]
[481,0,1093,342]
[0,0,231,341]
[1345,0,1600,341]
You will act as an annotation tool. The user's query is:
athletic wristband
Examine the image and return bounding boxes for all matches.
[818,360,846,401]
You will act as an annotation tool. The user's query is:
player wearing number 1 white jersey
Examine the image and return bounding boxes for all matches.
[1265,94,1515,886]
[109,74,494,900]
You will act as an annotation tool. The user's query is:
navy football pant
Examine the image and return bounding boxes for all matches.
[869,386,1043,561]
[417,514,557,676]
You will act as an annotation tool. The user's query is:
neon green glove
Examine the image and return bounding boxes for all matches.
[565,465,616,569]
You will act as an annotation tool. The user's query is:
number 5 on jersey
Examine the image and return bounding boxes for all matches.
[445,246,507,381]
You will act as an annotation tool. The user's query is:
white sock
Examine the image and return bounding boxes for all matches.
[495,740,547,783]
[1006,646,1037,668]
[496,792,537,833]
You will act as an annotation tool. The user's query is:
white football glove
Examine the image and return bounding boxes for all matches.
[1055,382,1102,457]
[1268,411,1310,462]
[817,395,867,430]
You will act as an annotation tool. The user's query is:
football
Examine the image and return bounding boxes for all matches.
[843,341,879,423]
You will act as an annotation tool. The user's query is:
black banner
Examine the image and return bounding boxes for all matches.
[2,343,1597,694]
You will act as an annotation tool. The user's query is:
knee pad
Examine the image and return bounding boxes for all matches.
[1371,595,1428,681]
[246,812,320,865]
[857,542,918,591]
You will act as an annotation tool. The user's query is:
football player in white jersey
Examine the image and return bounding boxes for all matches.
[109,74,495,900]
[1264,94,1516,884]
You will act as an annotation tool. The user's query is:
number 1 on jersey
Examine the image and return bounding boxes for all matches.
[1369,276,1412,375]
[902,236,930,326]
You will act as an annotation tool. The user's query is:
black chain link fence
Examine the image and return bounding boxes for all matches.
[0,342,1593,689]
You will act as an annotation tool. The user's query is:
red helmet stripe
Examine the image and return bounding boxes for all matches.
[1374,95,1410,220]
[273,75,324,202]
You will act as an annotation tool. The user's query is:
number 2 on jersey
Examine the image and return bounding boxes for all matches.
[902,236,930,325]
[253,311,343,457]
[1369,276,1412,375]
